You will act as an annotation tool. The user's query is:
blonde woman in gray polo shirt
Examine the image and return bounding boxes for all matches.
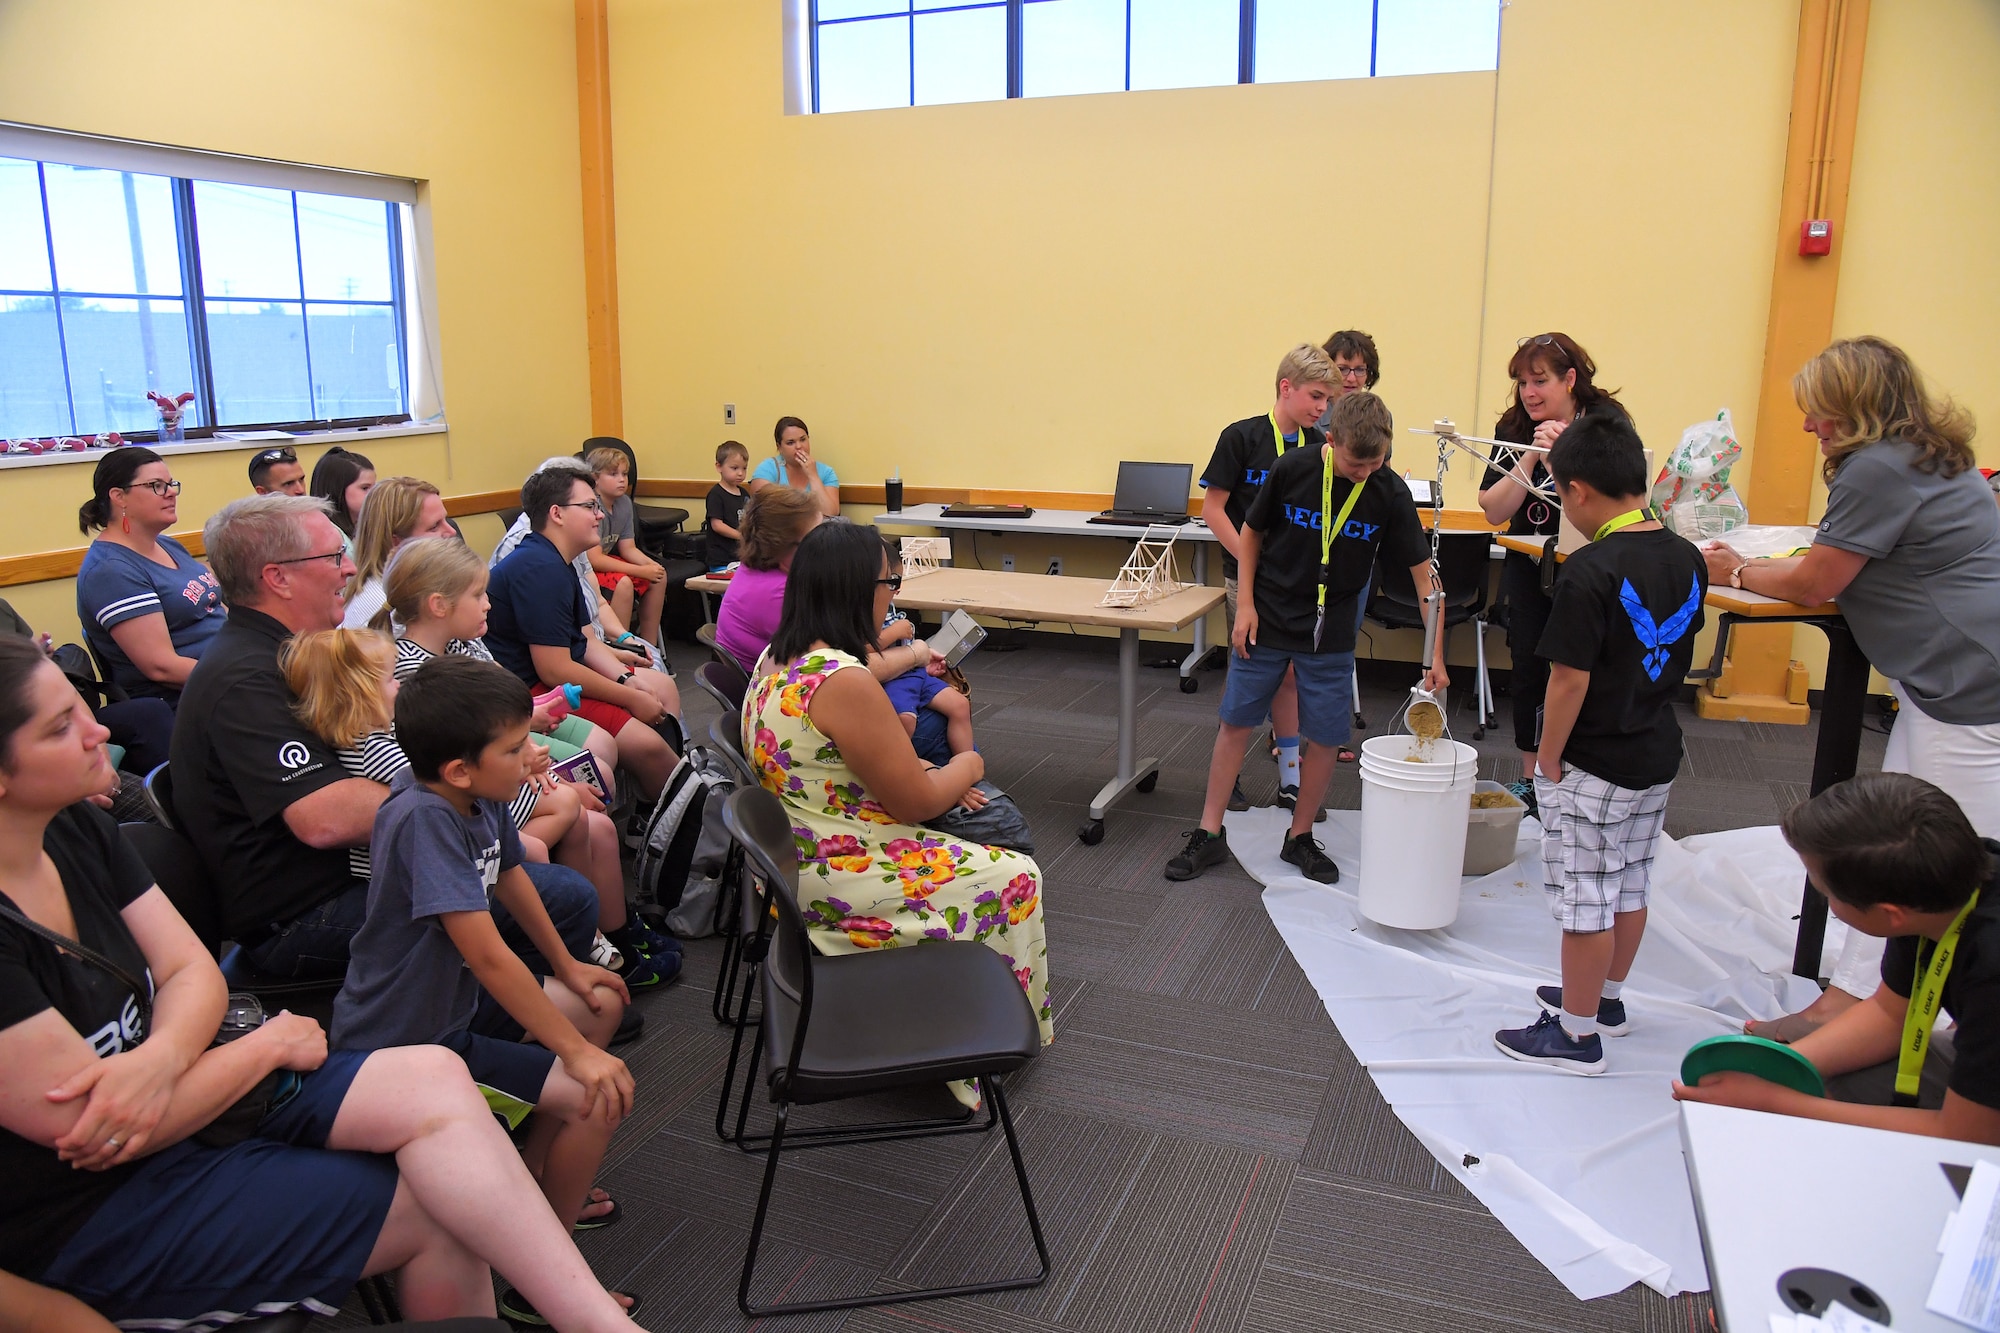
[1704,336,1998,1041]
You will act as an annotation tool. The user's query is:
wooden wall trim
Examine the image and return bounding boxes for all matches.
[0,482,1501,590]
[631,479,1501,531]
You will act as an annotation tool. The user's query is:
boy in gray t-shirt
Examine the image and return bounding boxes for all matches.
[583,445,668,648]
[330,657,638,1309]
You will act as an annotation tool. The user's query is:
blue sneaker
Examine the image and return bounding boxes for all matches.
[616,945,681,991]
[1494,1010,1605,1075]
[1534,985,1629,1036]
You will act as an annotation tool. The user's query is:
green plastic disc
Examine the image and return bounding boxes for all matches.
[1680,1033,1826,1098]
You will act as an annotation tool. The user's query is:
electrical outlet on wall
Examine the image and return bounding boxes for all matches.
[1002,554,1015,572]
[724,404,736,425]
[1046,558,1063,577]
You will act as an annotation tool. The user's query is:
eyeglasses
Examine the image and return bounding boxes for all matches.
[270,549,348,569]
[121,479,183,497]
[877,575,903,591]
[559,500,607,517]
[252,447,297,465]
[1336,364,1370,381]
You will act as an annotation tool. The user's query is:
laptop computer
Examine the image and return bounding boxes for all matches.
[1086,461,1195,526]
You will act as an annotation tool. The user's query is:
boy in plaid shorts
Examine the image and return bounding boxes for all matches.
[1495,413,1707,1074]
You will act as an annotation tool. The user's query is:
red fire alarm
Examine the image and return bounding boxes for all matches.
[1800,219,1833,256]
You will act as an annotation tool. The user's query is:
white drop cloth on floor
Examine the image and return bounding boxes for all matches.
[1234,805,1836,1300]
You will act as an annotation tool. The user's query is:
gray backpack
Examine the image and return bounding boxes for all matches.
[635,746,739,938]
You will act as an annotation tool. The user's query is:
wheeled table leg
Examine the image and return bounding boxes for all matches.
[1178,543,1211,693]
[1080,628,1161,844]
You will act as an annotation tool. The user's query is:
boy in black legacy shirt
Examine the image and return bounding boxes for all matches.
[1495,413,1706,1075]
[1675,773,2000,1145]
[1166,392,1447,885]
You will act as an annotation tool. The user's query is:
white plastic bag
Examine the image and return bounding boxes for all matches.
[1650,410,1747,541]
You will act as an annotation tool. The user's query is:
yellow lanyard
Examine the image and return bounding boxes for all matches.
[1312,456,1369,648]
[1592,507,1654,542]
[1897,890,1980,1106]
[1269,413,1306,459]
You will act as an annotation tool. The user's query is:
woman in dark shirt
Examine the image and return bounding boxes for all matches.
[0,636,645,1332]
[1478,333,1630,807]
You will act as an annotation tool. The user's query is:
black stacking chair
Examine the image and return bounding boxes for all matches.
[720,786,1049,1315]
[695,657,750,714]
[707,713,756,789]
[1363,532,1497,738]
[142,762,178,832]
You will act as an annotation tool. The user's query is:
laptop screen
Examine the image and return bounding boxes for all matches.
[1111,461,1193,516]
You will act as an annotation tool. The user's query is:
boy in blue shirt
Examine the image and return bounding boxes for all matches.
[1495,413,1707,1075]
[332,655,639,1320]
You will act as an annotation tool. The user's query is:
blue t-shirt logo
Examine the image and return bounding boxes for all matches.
[1341,519,1379,542]
[1243,467,1271,487]
[1620,574,1703,681]
[1283,504,1322,530]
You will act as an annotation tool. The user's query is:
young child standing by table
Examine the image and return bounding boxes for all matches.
[705,440,750,571]
[1494,413,1707,1075]
[1167,391,1446,886]
[870,538,974,755]
[1199,343,1337,812]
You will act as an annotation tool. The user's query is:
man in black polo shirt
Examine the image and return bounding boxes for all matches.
[1676,773,2000,1142]
[172,495,607,984]
[486,467,679,801]
[170,494,385,978]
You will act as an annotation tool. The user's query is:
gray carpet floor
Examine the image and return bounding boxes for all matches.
[340,630,1891,1331]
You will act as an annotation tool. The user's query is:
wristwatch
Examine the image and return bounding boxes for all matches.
[616,671,635,685]
[1729,561,1750,589]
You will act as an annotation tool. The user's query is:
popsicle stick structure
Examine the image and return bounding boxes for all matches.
[899,536,950,579]
[1100,525,1192,608]
[1409,418,1561,504]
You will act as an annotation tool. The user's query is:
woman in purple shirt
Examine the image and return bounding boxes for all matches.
[713,486,823,675]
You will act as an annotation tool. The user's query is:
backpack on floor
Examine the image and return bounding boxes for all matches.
[635,745,738,937]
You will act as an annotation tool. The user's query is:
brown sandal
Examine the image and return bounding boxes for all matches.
[1744,1011,1825,1044]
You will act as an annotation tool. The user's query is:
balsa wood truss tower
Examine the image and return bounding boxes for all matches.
[899,536,950,579]
[1099,525,1192,608]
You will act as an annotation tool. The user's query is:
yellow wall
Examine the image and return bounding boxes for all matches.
[608,0,1796,656]
[1833,0,2000,465]
[0,0,594,642]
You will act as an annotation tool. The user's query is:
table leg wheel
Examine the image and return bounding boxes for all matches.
[1077,819,1105,846]
[1179,675,1199,694]
[1136,771,1159,794]
[1473,725,1486,740]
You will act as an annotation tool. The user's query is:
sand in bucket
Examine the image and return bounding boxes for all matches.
[1405,693,1446,761]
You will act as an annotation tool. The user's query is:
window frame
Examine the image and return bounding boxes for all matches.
[806,0,1500,113]
[0,123,424,444]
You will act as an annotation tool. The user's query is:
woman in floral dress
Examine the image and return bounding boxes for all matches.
[743,523,1052,1048]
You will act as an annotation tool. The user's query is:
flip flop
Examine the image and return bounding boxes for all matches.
[1743,1011,1826,1044]
[498,1285,641,1326]
[573,1187,621,1231]
[1336,746,1358,763]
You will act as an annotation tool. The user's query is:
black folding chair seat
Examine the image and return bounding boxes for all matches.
[759,941,1039,1103]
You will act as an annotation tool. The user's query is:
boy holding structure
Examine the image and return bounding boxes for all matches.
[1495,413,1706,1075]
[1168,391,1446,886]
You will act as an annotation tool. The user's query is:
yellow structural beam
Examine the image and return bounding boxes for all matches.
[1697,0,1870,725]
[575,0,624,440]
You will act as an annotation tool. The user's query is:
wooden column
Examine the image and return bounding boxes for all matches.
[1696,0,1870,724]
[575,0,624,439]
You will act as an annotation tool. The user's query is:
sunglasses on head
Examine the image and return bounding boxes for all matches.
[253,447,297,465]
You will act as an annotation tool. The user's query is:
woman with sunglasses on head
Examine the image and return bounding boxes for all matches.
[76,449,225,704]
[1478,333,1631,813]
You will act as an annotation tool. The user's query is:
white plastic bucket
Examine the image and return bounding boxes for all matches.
[1358,733,1478,930]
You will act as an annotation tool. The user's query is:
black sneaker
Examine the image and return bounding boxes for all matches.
[1165,828,1231,881]
[1279,832,1340,884]
[1534,985,1629,1036]
[1494,1010,1605,1075]
[1227,779,1250,812]
[1274,785,1327,823]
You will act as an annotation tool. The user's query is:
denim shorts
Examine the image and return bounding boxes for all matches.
[1218,642,1354,747]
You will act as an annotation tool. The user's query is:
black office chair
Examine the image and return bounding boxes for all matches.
[720,786,1049,1316]
[695,657,750,714]
[142,762,178,833]
[579,436,690,547]
[120,817,344,1027]
[1363,533,1497,738]
[498,505,522,531]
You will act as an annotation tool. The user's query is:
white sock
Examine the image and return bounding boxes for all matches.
[1561,1011,1599,1041]
[1276,736,1301,789]
[1600,979,1623,1000]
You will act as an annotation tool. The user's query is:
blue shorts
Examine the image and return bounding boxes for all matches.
[39,1052,394,1330]
[441,1026,558,1131]
[883,668,949,717]
[1218,642,1355,747]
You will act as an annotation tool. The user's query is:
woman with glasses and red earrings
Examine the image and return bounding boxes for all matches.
[76,448,225,704]
[1478,333,1631,813]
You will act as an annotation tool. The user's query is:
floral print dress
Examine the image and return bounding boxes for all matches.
[746,647,1052,1044]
